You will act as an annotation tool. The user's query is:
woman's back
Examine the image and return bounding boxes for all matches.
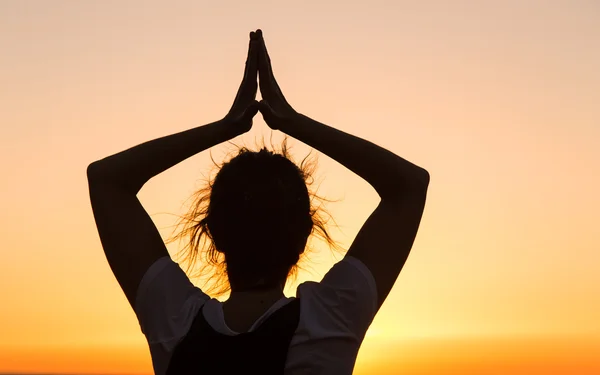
[135,256,378,375]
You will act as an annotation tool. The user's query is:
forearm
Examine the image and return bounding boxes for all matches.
[88,119,242,193]
[282,114,429,199]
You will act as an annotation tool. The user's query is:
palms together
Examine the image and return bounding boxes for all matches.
[226,29,297,131]
[224,31,260,132]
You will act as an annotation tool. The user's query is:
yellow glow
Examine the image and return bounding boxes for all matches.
[1,1,599,374]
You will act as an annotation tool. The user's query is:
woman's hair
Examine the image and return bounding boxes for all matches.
[168,138,339,297]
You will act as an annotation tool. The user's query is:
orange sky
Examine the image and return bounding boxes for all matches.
[1,1,599,374]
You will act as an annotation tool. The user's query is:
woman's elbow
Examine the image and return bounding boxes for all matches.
[86,160,113,183]
[419,167,430,189]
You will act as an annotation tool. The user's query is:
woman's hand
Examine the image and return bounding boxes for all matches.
[256,29,299,130]
[223,31,261,133]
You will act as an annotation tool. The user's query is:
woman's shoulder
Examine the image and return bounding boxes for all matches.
[295,256,378,337]
[297,256,377,299]
[135,256,210,347]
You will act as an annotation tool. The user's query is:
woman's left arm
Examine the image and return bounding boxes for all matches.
[88,119,250,193]
[87,30,260,309]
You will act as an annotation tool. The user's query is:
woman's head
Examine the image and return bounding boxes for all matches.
[169,139,336,296]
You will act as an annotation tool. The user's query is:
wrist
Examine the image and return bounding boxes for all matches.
[217,117,249,137]
[278,112,304,132]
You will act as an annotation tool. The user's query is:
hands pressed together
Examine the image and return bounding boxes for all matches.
[224,29,297,132]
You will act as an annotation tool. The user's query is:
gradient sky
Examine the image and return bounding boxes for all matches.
[1,1,599,374]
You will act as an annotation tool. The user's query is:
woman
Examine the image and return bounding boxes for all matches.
[88,30,429,375]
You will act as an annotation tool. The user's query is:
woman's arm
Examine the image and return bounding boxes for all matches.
[88,30,262,193]
[283,114,429,311]
[87,31,261,308]
[256,30,429,310]
[87,119,247,193]
[279,114,429,199]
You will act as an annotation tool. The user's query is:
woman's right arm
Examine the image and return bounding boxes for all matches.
[280,114,429,200]
[284,112,429,312]
[255,30,429,311]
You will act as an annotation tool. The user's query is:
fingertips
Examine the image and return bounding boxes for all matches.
[256,36,270,66]
[255,29,267,52]
[255,31,271,65]
[245,37,259,73]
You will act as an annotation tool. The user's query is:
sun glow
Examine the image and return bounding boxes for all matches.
[1,1,599,374]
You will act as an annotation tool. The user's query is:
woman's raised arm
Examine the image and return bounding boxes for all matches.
[87,31,261,308]
[256,30,430,311]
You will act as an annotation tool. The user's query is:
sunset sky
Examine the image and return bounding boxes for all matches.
[1,1,599,374]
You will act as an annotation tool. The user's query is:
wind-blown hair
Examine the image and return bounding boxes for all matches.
[168,138,338,297]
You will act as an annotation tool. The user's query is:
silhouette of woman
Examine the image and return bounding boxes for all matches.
[87,29,429,375]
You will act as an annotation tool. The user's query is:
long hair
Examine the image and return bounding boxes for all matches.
[167,138,340,297]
